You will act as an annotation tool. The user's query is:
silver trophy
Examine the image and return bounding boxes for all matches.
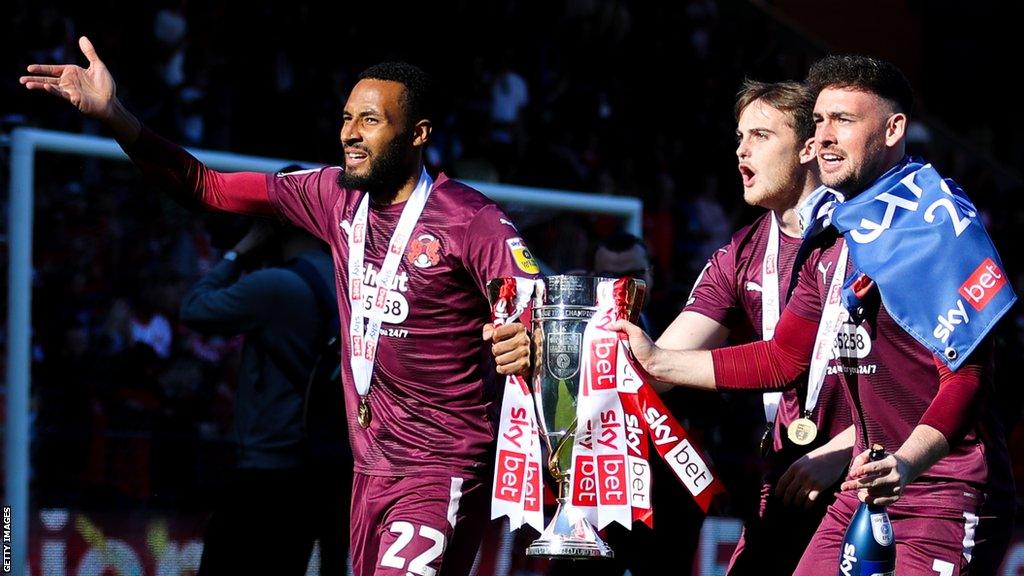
[490,275,645,559]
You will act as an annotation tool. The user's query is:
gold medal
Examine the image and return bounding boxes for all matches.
[357,398,372,428]
[787,417,817,446]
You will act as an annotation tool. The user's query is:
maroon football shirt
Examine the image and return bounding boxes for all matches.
[125,128,539,477]
[786,233,1013,497]
[685,212,850,476]
[268,167,539,477]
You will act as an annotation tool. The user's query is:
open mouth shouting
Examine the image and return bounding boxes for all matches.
[738,163,756,188]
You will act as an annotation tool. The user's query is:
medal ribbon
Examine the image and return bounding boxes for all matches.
[761,214,783,423]
[806,243,850,417]
[347,169,433,407]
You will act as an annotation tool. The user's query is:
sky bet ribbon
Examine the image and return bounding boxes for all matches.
[490,277,545,533]
[827,156,1015,370]
[572,278,723,530]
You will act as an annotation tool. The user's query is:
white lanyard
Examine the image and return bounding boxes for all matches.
[805,242,850,416]
[761,215,782,423]
[348,168,433,398]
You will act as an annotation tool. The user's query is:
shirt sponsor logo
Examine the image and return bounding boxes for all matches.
[826,364,877,376]
[406,233,442,269]
[958,258,1006,312]
[360,262,411,326]
[506,237,540,274]
[833,321,872,359]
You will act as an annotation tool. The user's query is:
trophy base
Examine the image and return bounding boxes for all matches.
[525,497,614,559]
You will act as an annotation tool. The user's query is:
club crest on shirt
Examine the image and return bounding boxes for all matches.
[506,237,540,274]
[407,234,442,269]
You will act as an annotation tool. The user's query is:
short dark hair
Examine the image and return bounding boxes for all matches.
[596,232,649,257]
[734,80,816,142]
[806,54,914,115]
[358,62,437,124]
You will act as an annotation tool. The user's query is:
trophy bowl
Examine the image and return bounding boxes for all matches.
[491,275,645,559]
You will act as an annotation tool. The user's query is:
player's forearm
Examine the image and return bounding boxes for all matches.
[813,425,855,456]
[106,98,142,146]
[893,424,949,484]
[805,425,855,466]
[711,309,818,392]
[920,356,985,442]
[644,349,718,391]
[123,126,275,215]
[649,312,729,393]
[655,311,730,351]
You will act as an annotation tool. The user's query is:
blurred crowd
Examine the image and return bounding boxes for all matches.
[2,0,1023,529]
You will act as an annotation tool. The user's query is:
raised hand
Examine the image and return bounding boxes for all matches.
[20,36,117,120]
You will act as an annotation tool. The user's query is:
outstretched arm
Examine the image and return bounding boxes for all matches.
[645,310,730,392]
[612,307,818,392]
[20,36,141,144]
[21,36,274,216]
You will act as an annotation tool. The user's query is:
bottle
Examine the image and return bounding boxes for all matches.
[837,444,895,576]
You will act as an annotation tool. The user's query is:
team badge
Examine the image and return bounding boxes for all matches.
[406,233,442,268]
[506,237,540,274]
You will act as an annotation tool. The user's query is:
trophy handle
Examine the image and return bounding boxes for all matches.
[548,416,577,481]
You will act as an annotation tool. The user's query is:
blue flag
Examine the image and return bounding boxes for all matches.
[826,157,1015,370]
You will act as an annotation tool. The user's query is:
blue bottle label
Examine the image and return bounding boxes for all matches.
[870,513,893,546]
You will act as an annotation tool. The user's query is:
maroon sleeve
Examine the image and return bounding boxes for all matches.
[920,355,984,442]
[265,167,345,243]
[683,241,740,326]
[462,204,541,294]
[125,127,275,215]
[711,308,818,391]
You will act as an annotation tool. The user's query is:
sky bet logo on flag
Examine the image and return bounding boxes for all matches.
[959,258,1007,312]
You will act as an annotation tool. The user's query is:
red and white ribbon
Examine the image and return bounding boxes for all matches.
[495,276,726,536]
[574,279,725,530]
[490,278,544,532]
